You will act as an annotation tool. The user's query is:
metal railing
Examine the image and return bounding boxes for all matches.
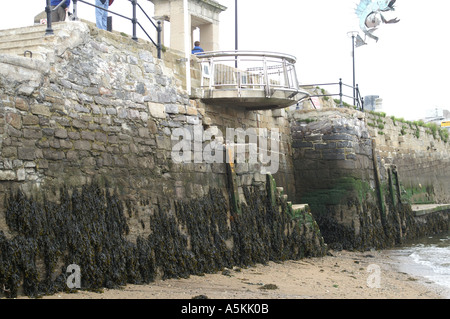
[45,0,162,59]
[196,51,300,98]
[299,79,364,110]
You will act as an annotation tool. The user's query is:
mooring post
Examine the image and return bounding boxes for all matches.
[225,146,241,215]
[371,139,387,231]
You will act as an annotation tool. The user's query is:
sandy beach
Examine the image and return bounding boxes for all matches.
[30,249,446,300]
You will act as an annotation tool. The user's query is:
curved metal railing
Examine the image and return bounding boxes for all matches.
[196,51,300,98]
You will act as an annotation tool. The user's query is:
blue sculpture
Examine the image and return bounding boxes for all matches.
[355,0,400,42]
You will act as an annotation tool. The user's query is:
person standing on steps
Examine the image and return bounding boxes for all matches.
[95,0,110,30]
[51,0,71,22]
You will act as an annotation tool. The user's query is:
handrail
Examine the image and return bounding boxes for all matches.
[198,51,297,64]
[300,79,364,110]
[196,50,300,99]
[45,0,162,59]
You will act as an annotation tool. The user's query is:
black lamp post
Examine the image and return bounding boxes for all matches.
[235,0,238,68]
[347,31,366,106]
[235,0,238,51]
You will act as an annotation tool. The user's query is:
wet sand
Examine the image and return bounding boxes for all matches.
[33,250,446,300]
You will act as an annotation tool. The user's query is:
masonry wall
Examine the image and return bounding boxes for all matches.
[0,22,314,297]
[366,112,450,204]
[0,22,296,211]
[289,108,450,250]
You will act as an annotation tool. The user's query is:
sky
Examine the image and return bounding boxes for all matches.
[0,0,449,120]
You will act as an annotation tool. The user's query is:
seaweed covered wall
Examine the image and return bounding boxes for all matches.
[0,177,325,298]
[289,108,450,250]
[0,22,319,297]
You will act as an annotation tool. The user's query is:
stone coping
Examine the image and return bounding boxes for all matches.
[411,204,450,216]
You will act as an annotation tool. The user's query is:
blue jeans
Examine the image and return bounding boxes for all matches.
[95,0,109,30]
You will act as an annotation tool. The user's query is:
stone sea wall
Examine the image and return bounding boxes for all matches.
[366,112,450,204]
[0,22,323,297]
[289,108,450,250]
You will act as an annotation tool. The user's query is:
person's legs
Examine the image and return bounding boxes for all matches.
[51,6,67,22]
[95,0,109,30]
[58,6,67,22]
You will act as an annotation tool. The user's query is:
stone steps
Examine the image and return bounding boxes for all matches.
[0,22,66,60]
[274,185,309,214]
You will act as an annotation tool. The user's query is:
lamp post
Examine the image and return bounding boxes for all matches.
[235,0,238,68]
[347,31,366,106]
[235,0,238,51]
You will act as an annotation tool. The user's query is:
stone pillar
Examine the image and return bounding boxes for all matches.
[149,0,227,54]
[199,22,220,52]
[168,0,191,53]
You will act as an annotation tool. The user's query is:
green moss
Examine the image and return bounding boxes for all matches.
[368,111,386,118]
[403,185,435,205]
[439,128,449,143]
[301,177,373,215]
[299,118,317,124]
[400,125,408,136]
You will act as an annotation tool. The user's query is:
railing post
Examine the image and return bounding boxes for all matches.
[209,59,214,91]
[73,0,79,20]
[131,0,138,41]
[263,57,270,98]
[157,20,162,59]
[45,0,54,36]
[356,84,360,110]
[339,78,343,107]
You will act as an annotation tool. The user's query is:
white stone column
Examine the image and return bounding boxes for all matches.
[199,22,220,52]
[169,0,191,53]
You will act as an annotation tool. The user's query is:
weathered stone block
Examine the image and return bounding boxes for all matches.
[15,97,29,111]
[68,131,81,140]
[30,104,51,116]
[156,135,171,150]
[165,104,179,114]
[6,113,22,129]
[0,170,16,181]
[43,149,65,160]
[22,115,39,126]
[7,126,22,137]
[18,147,36,161]
[72,119,87,129]
[322,149,346,160]
[74,140,92,151]
[24,128,43,139]
[16,168,26,181]
[59,139,73,149]
[81,131,95,141]
[2,147,17,158]
[95,132,107,143]
[148,102,166,119]
[323,133,354,141]
[55,128,68,139]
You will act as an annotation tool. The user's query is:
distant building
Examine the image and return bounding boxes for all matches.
[364,95,382,112]
[424,107,450,131]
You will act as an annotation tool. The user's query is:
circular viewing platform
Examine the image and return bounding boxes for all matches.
[196,51,309,110]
